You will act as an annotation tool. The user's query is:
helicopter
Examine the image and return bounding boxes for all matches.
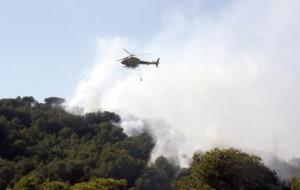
[118,49,160,68]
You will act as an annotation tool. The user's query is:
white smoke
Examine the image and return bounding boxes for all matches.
[69,0,300,166]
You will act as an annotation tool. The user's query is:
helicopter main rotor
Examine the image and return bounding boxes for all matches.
[123,49,135,56]
[117,49,137,62]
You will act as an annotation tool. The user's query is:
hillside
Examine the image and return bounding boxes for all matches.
[0,97,299,190]
[0,97,158,189]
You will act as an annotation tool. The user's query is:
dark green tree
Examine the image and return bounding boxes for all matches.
[0,158,15,189]
[0,97,154,188]
[72,178,127,190]
[134,157,178,190]
[13,175,43,190]
[178,148,279,190]
[41,181,70,190]
[96,146,143,187]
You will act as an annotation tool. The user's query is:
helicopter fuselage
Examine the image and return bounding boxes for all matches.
[121,57,140,68]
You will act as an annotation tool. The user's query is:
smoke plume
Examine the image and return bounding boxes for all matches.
[69,0,300,166]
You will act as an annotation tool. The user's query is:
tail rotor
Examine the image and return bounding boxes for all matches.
[155,58,160,67]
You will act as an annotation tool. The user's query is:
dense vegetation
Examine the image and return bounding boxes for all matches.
[0,97,155,189]
[177,148,281,190]
[0,97,299,190]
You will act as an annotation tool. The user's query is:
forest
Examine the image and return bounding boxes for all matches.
[0,96,299,190]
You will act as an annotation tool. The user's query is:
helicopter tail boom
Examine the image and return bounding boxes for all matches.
[139,58,160,67]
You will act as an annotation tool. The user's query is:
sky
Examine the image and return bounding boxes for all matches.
[0,0,227,101]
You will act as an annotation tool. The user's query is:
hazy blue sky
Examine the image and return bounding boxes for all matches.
[0,0,228,101]
[0,0,161,100]
[0,0,217,99]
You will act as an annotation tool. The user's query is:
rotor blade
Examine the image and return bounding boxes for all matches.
[135,53,155,55]
[117,58,125,61]
[123,49,132,55]
[117,56,130,61]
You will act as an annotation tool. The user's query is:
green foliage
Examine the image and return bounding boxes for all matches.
[178,148,280,190]
[291,177,300,190]
[0,97,290,189]
[72,178,127,190]
[0,158,15,189]
[0,97,153,189]
[96,146,144,186]
[176,175,213,190]
[12,177,125,190]
[13,175,43,190]
[134,157,179,190]
[42,159,89,184]
[41,181,70,190]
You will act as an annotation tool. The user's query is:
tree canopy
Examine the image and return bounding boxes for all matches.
[177,148,280,190]
[0,97,154,189]
[0,97,296,189]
